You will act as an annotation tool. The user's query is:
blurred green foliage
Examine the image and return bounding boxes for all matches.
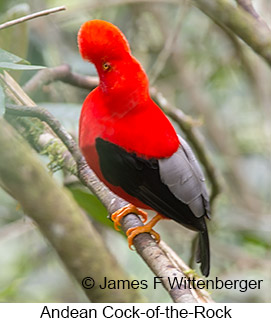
[0,0,270,302]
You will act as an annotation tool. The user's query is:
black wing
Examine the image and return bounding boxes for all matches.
[96,137,207,232]
[96,137,210,276]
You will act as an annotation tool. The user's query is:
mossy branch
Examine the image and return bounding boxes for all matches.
[0,117,144,303]
[192,0,271,66]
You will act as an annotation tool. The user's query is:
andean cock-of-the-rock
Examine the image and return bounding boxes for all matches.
[78,19,211,276]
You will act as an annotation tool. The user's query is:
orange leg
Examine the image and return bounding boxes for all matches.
[111,204,148,231]
[126,214,167,249]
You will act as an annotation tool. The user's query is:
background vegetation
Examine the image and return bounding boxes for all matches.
[0,0,270,302]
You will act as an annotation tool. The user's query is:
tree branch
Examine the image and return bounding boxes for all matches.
[192,0,271,66]
[23,64,98,94]
[236,0,261,20]
[235,0,270,32]
[0,6,66,30]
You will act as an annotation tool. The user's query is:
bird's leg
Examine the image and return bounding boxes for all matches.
[111,204,148,231]
[126,213,167,249]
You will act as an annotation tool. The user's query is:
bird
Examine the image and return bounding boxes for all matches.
[77,19,211,276]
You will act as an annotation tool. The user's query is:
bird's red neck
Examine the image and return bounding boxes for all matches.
[95,56,150,116]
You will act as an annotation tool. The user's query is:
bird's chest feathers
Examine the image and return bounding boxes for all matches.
[103,111,178,158]
[79,93,179,159]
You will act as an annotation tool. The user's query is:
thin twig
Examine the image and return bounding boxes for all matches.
[149,4,189,84]
[0,6,66,30]
[23,64,98,94]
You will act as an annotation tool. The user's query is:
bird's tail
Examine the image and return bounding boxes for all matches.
[196,229,210,277]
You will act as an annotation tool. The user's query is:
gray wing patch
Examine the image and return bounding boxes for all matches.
[159,135,210,218]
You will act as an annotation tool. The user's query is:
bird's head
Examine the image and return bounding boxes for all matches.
[78,20,131,64]
[78,20,149,102]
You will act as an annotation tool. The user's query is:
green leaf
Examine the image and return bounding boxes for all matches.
[0,48,29,65]
[0,62,45,71]
[68,186,125,236]
[241,232,271,250]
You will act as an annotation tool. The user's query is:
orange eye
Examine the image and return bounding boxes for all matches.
[102,62,111,71]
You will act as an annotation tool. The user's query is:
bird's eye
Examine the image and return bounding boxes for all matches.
[102,62,111,71]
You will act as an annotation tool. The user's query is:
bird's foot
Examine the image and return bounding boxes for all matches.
[126,214,165,249]
[111,204,148,231]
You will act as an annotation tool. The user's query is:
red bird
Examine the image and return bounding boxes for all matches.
[78,20,210,276]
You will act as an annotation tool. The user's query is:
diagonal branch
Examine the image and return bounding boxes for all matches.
[192,0,271,66]
[5,103,213,303]
[235,0,270,31]
[0,6,66,30]
[236,0,258,17]
[236,0,262,21]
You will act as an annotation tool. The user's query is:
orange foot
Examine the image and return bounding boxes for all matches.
[126,214,166,249]
[111,204,148,231]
